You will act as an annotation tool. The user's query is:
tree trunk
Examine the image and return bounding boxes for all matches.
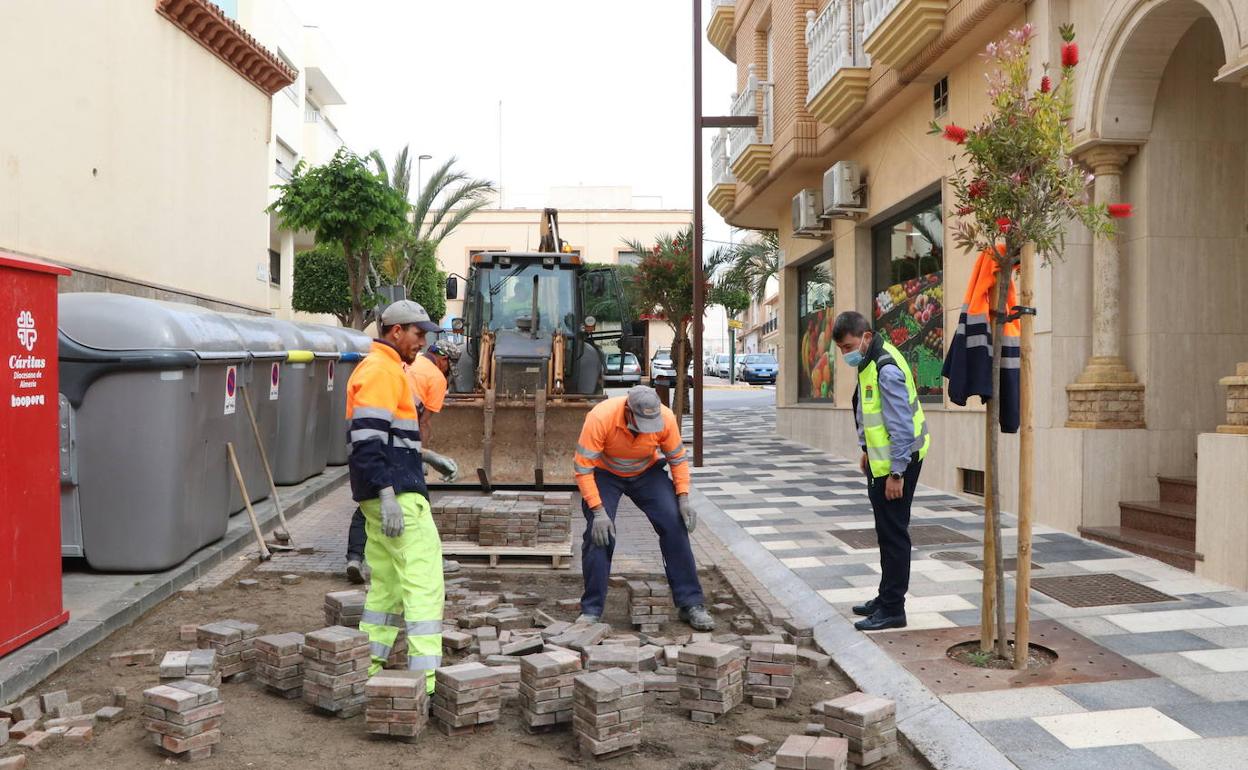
[343,237,367,330]
[672,331,688,419]
[987,259,1011,660]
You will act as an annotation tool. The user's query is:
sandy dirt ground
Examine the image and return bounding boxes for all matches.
[3,568,928,770]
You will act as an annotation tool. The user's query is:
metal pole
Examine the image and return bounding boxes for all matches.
[692,0,704,467]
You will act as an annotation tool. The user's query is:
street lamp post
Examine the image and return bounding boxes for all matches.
[417,154,433,198]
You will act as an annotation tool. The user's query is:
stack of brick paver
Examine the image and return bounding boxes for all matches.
[365,671,428,741]
[323,590,366,627]
[573,667,644,759]
[626,580,671,633]
[195,620,258,681]
[255,633,305,699]
[677,641,744,724]
[301,626,370,718]
[430,495,481,542]
[518,650,581,732]
[142,680,223,761]
[478,498,541,547]
[585,644,657,673]
[774,734,849,770]
[159,650,219,687]
[537,492,573,544]
[431,662,501,735]
[783,619,815,649]
[822,692,898,766]
[745,642,798,708]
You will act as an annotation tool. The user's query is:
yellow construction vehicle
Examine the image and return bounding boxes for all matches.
[438,209,641,490]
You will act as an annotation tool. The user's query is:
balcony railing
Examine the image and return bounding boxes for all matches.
[304,106,322,124]
[728,65,773,165]
[862,0,901,41]
[711,129,734,186]
[806,1,869,102]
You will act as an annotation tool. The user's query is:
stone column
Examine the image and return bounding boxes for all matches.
[1066,143,1145,428]
[1218,362,1248,434]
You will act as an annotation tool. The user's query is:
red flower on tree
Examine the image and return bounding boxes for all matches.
[968,179,989,199]
[1061,43,1078,67]
[943,124,968,144]
[1039,76,1051,93]
[996,217,1012,233]
[1107,203,1133,218]
[957,206,975,216]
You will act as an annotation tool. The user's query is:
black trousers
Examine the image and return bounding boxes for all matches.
[866,459,923,614]
[346,506,366,562]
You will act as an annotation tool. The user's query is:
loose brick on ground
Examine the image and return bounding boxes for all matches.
[302,626,370,718]
[736,734,769,755]
[573,667,643,758]
[142,679,223,761]
[365,671,428,741]
[677,642,744,723]
[108,649,155,668]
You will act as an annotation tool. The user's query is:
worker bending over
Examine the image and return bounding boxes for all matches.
[345,338,461,582]
[573,385,714,632]
[345,300,444,692]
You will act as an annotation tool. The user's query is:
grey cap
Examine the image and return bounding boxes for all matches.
[626,386,666,433]
[380,300,441,333]
[428,338,462,360]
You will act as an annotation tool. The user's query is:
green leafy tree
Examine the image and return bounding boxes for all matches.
[711,230,780,304]
[291,243,353,326]
[931,23,1122,661]
[269,147,409,329]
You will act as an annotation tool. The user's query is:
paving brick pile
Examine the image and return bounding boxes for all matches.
[323,590,365,627]
[745,642,797,708]
[142,680,223,761]
[677,641,744,724]
[254,632,305,699]
[518,650,582,732]
[301,626,370,718]
[195,620,258,681]
[159,649,219,687]
[626,580,672,633]
[491,663,521,702]
[822,692,898,766]
[573,667,644,759]
[774,734,849,770]
[430,495,481,541]
[783,619,815,649]
[430,491,573,546]
[585,644,657,673]
[365,671,428,741]
[432,662,501,735]
[478,498,541,547]
[547,620,612,653]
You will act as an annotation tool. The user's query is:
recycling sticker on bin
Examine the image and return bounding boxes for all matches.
[224,365,237,415]
[269,361,280,401]
[327,360,335,392]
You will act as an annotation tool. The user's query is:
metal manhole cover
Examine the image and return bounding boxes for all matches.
[968,558,1042,572]
[930,551,977,562]
[1030,574,1176,608]
[832,525,977,550]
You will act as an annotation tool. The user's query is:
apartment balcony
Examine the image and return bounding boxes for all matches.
[708,129,736,217]
[302,26,346,106]
[728,65,773,186]
[862,0,946,69]
[805,1,872,128]
[707,0,736,61]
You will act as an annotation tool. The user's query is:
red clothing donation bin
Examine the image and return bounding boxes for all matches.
[1,251,71,656]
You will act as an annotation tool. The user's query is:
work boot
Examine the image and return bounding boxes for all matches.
[680,605,716,632]
[854,610,907,632]
[443,559,461,574]
[852,598,879,617]
[575,613,601,625]
[345,559,365,585]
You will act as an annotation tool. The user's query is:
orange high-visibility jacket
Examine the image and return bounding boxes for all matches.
[572,396,690,509]
[345,341,427,502]
[406,354,447,414]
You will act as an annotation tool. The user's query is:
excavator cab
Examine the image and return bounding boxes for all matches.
[437,210,642,490]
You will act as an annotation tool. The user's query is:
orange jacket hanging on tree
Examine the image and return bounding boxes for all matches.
[942,247,1020,432]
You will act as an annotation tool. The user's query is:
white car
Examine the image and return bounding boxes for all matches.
[650,349,675,387]
[604,353,642,387]
[714,354,732,378]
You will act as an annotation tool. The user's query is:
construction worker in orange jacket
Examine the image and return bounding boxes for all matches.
[345,300,444,692]
[573,385,713,632]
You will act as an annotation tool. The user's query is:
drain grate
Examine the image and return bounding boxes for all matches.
[1030,573,1176,608]
[929,551,977,562]
[968,558,1042,572]
[833,525,977,550]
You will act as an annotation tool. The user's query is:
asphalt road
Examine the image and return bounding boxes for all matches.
[605,376,775,411]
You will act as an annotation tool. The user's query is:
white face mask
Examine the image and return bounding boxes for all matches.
[843,335,869,367]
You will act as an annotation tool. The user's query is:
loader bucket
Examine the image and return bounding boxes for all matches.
[431,394,600,490]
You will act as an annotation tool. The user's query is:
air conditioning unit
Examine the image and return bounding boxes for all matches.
[822,160,867,216]
[792,189,829,238]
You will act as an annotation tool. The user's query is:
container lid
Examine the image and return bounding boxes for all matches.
[221,313,288,360]
[291,322,341,359]
[319,324,372,357]
[59,293,248,359]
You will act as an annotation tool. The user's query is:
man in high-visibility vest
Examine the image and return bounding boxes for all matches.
[833,311,930,632]
[345,300,444,692]
[573,386,713,632]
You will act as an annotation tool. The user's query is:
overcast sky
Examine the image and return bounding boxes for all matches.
[289,0,739,248]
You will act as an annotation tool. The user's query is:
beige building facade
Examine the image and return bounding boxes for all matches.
[0,0,294,313]
[708,0,1248,587]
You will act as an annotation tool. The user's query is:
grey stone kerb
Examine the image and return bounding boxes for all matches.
[689,488,1019,770]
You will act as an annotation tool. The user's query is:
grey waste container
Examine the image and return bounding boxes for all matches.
[57,293,248,571]
[268,320,336,485]
[295,322,340,475]
[320,325,371,466]
[221,314,287,512]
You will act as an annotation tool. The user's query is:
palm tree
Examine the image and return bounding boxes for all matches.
[718,230,780,304]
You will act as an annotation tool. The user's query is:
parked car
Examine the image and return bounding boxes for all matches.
[703,356,718,376]
[737,353,778,384]
[604,352,642,387]
[714,354,732,379]
[649,348,675,387]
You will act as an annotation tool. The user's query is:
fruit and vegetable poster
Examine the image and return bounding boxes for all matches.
[873,271,944,397]
[798,308,835,400]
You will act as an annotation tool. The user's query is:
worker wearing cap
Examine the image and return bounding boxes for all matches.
[573,385,714,632]
[346,338,462,581]
[346,300,444,692]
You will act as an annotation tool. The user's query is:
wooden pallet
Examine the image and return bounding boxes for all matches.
[440,534,574,570]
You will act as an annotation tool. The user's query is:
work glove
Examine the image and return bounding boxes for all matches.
[590,506,615,548]
[423,450,460,482]
[379,486,404,538]
[678,494,696,533]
